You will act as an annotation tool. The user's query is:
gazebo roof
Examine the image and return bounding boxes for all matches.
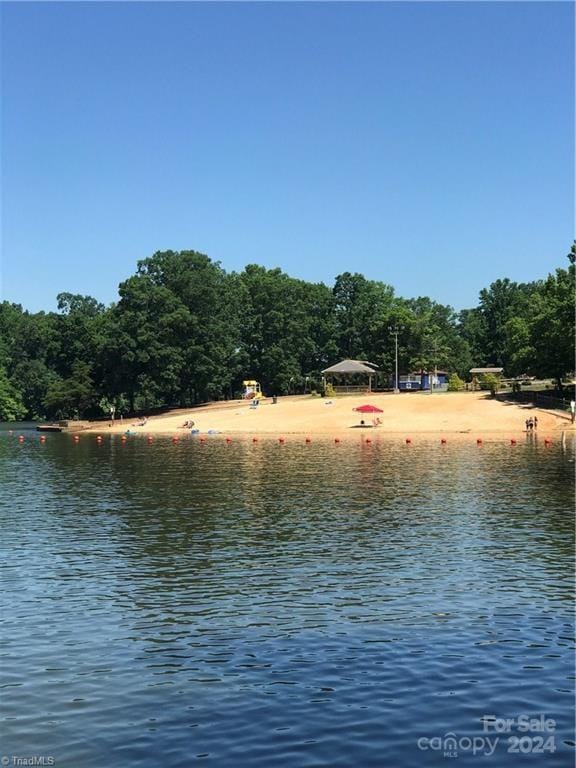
[470,367,504,374]
[322,359,379,375]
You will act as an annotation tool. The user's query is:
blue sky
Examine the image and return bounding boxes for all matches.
[1,1,573,313]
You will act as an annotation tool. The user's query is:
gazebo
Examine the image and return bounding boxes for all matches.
[469,367,504,391]
[322,359,379,393]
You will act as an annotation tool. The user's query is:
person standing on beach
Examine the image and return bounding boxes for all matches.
[533,416,538,429]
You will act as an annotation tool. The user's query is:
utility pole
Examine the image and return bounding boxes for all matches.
[425,339,446,394]
[390,327,401,393]
[430,341,436,394]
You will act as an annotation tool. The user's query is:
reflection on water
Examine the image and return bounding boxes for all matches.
[0,430,574,767]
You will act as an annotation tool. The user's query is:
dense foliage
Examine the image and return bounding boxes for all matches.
[0,245,573,420]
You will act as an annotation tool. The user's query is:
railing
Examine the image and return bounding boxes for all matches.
[498,390,573,412]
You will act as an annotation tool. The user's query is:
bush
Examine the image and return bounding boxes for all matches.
[447,373,464,392]
[479,373,500,394]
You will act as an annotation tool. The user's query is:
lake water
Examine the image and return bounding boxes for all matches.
[1,426,574,767]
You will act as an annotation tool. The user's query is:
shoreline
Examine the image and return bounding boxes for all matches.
[83,392,572,441]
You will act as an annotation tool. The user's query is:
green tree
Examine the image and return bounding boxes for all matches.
[470,278,541,373]
[477,279,520,366]
[50,293,106,375]
[529,252,575,388]
[11,359,56,419]
[501,315,535,377]
[332,272,395,361]
[239,265,336,394]
[396,297,471,381]
[105,250,242,409]
[0,367,25,421]
[44,361,97,418]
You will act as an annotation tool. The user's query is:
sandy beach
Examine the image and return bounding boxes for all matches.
[87,392,572,441]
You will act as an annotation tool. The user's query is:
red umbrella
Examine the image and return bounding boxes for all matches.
[353,404,384,414]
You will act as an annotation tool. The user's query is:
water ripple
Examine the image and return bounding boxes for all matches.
[0,433,574,766]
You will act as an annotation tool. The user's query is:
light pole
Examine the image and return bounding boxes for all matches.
[390,327,400,393]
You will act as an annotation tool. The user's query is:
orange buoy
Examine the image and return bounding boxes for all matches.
[121,435,127,443]
[405,438,411,444]
[477,438,483,445]
[18,435,24,442]
[334,438,340,444]
[440,438,447,445]
[252,437,258,443]
[365,438,372,444]
[172,436,179,443]
[510,438,517,445]
[305,437,312,443]
[73,435,80,443]
[226,437,232,443]
[544,437,552,445]
[96,435,103,442]
[200,436,206,443]
[147,435,153,443]
[278,437,285,444]
[39,435,46,443]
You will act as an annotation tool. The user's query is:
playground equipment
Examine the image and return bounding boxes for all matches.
[242,380,264,400]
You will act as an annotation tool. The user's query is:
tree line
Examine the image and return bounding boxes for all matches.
[0,244,573,421]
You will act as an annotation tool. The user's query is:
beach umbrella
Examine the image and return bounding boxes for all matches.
[353,404,384,414]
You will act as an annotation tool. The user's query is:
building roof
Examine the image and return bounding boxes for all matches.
[470,367,504,374]
[322,359,379,375]
[410,370,449,375]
